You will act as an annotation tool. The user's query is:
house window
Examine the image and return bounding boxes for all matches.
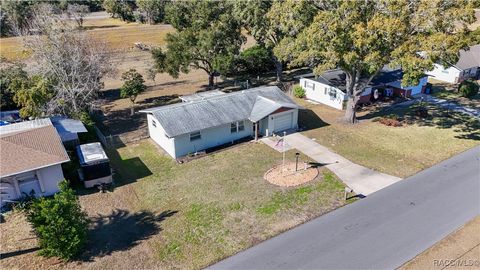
[190,131,201,141]
[238,121,245,131]
[231,121,245,133]
[152,119,156,127]
[329,88,337,98]
[305,81,315,90]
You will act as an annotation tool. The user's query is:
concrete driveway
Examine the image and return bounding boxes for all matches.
[283,133,401,196]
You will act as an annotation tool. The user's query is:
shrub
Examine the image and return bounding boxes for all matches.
[27,180,88,260]
[293,85,306,98]
[458,80,479,98]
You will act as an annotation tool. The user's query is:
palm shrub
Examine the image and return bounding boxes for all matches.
[458,80,479,98]
[27,180,88,260]
[293,85,306,98]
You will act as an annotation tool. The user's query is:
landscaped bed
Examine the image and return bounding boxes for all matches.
[0,140,350,270]
[297,98,480,178]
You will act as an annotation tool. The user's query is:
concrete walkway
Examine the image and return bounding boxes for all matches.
[421,94,480,118]
[274,133,401,196]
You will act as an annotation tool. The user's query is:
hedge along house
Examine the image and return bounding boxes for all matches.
[0,119,70,207]
[298,67,428,110]
[140,86,301,159]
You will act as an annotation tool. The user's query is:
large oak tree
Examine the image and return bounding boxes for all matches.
[233,0,317,82]
[277,0,475,123]
[152,0,244,88]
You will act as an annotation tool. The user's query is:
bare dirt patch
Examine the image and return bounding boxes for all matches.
[264,162,319,187]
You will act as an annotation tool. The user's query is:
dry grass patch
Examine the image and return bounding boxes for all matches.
[297,98,480,178]
[400,216,480,270]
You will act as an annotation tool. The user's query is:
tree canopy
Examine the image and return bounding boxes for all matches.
[27,180,88,260]
[137,0,166,24]
[152,0,245,88]
[120,69,147,115]
[234,0,317,81]
[278,0,476,123]
[19,4,111,118]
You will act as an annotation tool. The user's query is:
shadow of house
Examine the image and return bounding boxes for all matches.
[81,209,177,261]
[138,94,180,107]
[106,149,153,187]
[298,109,330,131]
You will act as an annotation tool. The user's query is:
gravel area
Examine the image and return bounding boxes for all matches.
[264,162,319,187]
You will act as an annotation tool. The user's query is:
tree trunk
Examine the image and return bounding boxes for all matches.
[208,73,215,89]
[344,97,357,124]
[273,57,283,82]
[130,104,135,116]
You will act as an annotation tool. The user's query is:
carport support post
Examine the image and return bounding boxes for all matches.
[255,122,258,141]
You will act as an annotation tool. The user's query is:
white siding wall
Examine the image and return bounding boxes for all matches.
[386,76,428,95]
[426,64,461,84]
[300,78,346,110]
[1,164,65,200]
[147,114,176,158]
[36,165,65,196]
[173,121,254,158]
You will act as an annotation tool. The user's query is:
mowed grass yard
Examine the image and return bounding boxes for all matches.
[111,141,348,269]
[0,140,350,270]
[297,98,480,178]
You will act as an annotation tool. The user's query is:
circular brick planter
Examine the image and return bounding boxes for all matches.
[264,162,319,187]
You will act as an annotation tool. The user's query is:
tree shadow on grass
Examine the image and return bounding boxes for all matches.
[360,103,480,141]
[80,209,177,261]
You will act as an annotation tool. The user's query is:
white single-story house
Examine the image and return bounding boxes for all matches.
[299,67,428,110]
[0,119,70,207]
[140,86,301,159]
[426,44,480,84]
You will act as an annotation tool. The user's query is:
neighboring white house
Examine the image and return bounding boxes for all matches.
[140,86,301,159]
[299,67,428,110]
[0,119,70,206]
[426,44,480,84]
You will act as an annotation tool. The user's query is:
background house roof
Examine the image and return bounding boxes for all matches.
[180,90,225,102]
[456,44,480,70]
[303,66,417,92]
[140,86,300,137]
[0,119,70,178]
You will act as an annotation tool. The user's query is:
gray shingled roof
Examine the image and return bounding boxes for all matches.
[140,86,300,137]
[456,44,480,70]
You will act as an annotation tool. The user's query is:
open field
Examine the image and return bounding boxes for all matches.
[0,141,351,270]
[297,98,480,178]
[0,23,173,61]
[400,216,480,270]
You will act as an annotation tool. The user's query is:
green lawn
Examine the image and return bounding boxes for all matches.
[297,98,480,178]
[108,141,349,269]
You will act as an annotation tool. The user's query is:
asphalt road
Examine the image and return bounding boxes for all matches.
[210,146,480,270]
